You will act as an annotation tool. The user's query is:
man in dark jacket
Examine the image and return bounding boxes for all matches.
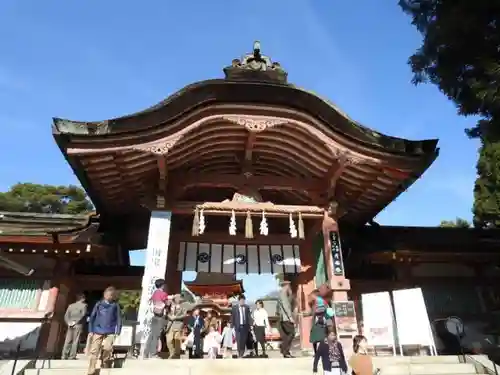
[231,294,252,358]
[187,308,204,358]
[62,293,87,360]
[87,286,122,375]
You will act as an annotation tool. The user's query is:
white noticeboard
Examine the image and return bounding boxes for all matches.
[361,292,396,354]
[114,325,134,348]
[392,288,437,355]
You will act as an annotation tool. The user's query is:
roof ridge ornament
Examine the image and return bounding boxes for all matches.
[223,41,288,84]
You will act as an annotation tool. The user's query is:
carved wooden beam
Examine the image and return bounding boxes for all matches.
[171,173,323,197]
[157,155,167,208]
[324,154,349,202]
[170,200,324,218]
[172,232,302,245]
[242,132,257,174]
[223,115,288,175]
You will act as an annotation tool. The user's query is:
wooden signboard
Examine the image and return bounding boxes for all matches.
[333,301,358,337]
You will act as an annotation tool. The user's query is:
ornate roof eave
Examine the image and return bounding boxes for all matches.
[0,211,99,237]
[52,79,438,160]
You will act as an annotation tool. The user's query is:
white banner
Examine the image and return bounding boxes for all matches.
[177,242,301,274]
[136,211,172,353]
[361,292,395,348]
[392,288,435,351]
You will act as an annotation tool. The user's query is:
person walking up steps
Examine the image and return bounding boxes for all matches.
[87,286,122,375]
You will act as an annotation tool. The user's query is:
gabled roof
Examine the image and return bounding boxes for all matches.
[51,43,439,225]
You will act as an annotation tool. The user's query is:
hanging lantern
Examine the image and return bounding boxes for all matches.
[229,210,237,236]
[259,210,268,236]
[198,209,206,235]
[289,213,297,238]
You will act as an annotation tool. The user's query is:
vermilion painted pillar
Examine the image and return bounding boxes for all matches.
[42,260,73,358]
[297,231,317,351]
[321,212,351,301]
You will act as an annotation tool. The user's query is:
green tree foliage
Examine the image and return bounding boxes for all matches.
[0,183,93,214]
[118,290,141,310]
[118,290,141,319]
[439,218,471,228]
[399,1,500,227]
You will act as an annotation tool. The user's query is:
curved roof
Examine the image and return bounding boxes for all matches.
[53,79,437,157]
[52,43,439,226]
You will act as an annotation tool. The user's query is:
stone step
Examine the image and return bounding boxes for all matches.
[26,357,477,375]
[35,359,97,369]
[381,363,476,375]
[32,355,463,369]
[373,356,462,365]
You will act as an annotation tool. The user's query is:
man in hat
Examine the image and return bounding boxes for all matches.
[278,280,296,358]
[166,294,186,359]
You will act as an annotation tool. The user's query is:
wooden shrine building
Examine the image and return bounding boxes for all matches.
[0,42,499,356]
[184,273,243,321]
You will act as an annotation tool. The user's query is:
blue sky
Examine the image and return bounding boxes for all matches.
[0,1,478,300]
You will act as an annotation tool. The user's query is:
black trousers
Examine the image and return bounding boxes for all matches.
[188,332,203,358]
[278,321,295,355]
[253,326,267,355]
[235,325,249,357]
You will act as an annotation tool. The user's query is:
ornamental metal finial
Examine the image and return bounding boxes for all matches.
[223,41,288,84]
[253,41,261,57]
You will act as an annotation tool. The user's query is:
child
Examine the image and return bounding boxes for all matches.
[87,286,122,375]
[205,325,222,359]
[313,329,348,375]
[221,322,234,358]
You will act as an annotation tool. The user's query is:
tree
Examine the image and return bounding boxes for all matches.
[439,218,471,228]
[0,183,93,214]
[399,1,500,227]
[117,290,141,319]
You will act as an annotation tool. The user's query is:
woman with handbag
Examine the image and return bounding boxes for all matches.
[252,300,270,358]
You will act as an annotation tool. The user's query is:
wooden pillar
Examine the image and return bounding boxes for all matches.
[39,259,73,358]
[322,213,357,352]
[321,213,351,301]
[297,224,319,351]
[166,239,182,294]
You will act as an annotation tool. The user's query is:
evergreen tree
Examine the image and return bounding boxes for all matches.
[0,183,93,214]
[439,218,471,228]
[399,0,500,227]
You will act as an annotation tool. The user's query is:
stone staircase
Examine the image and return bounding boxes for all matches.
[24,355,488,375]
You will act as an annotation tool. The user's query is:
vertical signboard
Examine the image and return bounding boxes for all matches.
[136,211,172,357]
[330,232,344,276]
[361,292,396,354]
[392,288,437,355]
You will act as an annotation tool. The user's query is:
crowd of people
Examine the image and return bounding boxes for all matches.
[61,280,376,375]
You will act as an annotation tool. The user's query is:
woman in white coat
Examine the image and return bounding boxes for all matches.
[252,300,270,358]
